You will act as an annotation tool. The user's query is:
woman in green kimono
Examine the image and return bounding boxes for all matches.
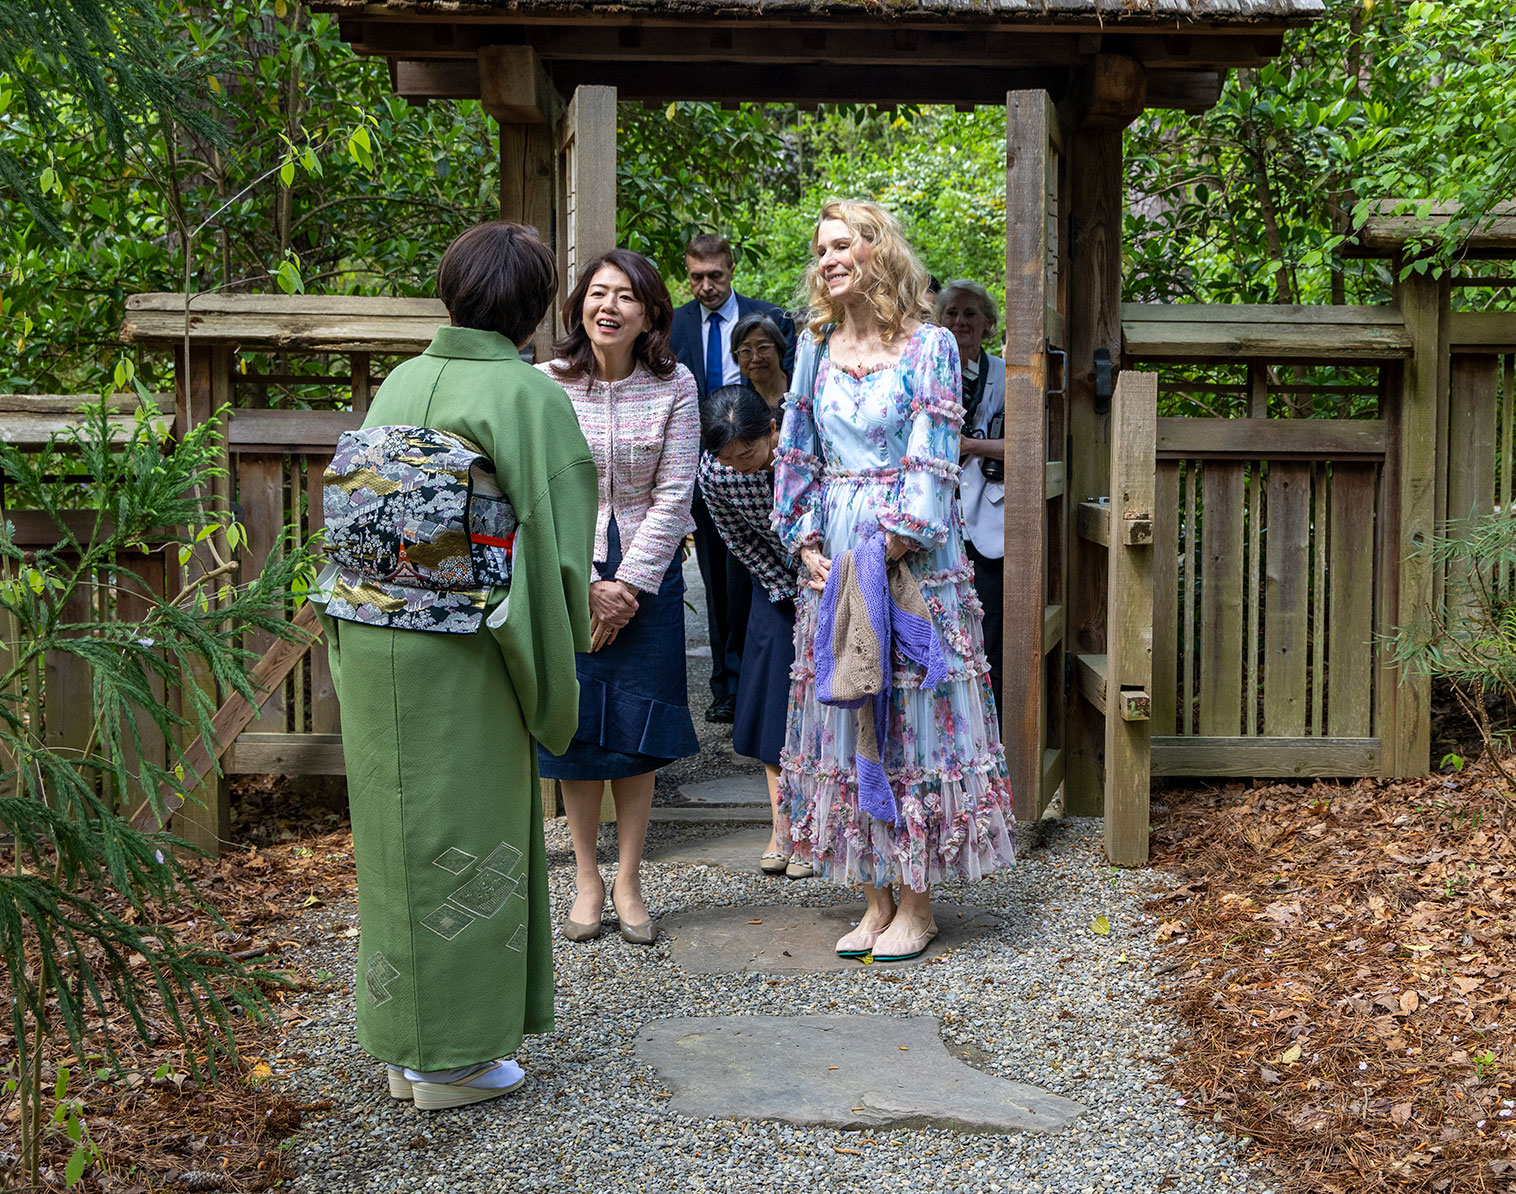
[315,221,597,1111]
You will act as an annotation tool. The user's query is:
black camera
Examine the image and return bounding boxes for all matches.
[967,413,1005,483]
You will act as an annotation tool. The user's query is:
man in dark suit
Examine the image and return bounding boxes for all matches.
[672,233,795,723]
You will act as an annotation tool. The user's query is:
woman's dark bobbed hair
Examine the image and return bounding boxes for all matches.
[700,384,779,456]
[436,221,558,345]
[549,248,677,382]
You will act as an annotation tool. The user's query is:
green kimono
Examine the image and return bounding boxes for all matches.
[322,325,595,1071]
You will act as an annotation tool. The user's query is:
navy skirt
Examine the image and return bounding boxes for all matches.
[731,582,796,768]
[539,519,699,781]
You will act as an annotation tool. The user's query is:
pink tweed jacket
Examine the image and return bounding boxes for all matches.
[537,359,699,593]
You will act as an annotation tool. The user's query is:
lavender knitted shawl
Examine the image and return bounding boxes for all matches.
[814,530,948,824]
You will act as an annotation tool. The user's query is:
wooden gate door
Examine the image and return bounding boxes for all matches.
[554,85,618,338]
[1003,90,1070,823]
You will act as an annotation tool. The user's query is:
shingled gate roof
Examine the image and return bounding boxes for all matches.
[319,0,1324,20]
[321,0,1327,109]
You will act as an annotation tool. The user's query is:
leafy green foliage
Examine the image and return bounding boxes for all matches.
[0,0,227,241]
[1126,0,1516,305]
[742,106,1009,318]
[1393,510,1516,826]
[618,101,790,277]
[0,2,498,392]
[0,403,316,1188]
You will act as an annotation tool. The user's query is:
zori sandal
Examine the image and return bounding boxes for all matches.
[405,1058,527,1111]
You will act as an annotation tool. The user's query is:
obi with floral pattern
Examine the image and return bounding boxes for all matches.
[321,424,516,634]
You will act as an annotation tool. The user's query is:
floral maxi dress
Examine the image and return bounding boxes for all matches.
[774,323,1017,891]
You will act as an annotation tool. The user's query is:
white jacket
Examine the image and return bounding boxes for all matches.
[959,353,1006,559]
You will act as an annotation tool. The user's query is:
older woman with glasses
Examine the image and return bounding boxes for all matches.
[730,311,790,411]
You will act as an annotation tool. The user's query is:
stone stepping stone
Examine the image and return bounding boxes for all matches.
[636,1014,1084,1134]
[659,902,999,974]
[648,805,772,826]
[676,773,769,805]
[647,825,776,874]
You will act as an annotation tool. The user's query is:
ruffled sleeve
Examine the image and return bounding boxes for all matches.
[878,326,963,550]
[774,334,826,554]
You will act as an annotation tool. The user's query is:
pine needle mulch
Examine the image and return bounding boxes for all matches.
[1,784,358,1193]
[1148,762,1516,1194]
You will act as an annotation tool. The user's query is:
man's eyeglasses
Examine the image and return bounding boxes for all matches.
[735,343,778,361]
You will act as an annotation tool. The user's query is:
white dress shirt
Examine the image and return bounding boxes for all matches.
[699,291,742,389]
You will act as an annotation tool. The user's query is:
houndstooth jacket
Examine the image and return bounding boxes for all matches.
[697,452,798,604]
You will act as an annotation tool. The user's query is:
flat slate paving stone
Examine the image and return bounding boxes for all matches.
[659,902,1000,974]
[646,825,780,875]
[647,805,772,825]
[636,1014,1085,1134]
[676,773,769,805]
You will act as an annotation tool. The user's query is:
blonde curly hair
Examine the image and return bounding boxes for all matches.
[801,199,930,345]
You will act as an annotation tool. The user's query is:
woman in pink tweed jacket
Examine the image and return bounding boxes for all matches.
[536,248,700,946]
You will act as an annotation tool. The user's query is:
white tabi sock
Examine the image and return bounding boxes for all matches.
[401,1058,525,1088]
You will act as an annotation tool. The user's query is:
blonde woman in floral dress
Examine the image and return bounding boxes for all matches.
[774,199,1017,962]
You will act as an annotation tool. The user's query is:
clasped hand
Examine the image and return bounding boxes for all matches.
[799,533,912,591]
[589,579,638,651]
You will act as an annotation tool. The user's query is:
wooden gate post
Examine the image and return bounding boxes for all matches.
[1378,269,1442,777]
[484,46,562,363]
[1062,127,1124,815]
[553,85,618,340]
[173,342,234,853]
[1104,373,1155,866]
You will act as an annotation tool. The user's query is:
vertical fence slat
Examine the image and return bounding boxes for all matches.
[0,566,18,798]
[1264,462,1311,736]
[237,452,289,732]
[1327,463,1376,737]
[1199,461,1245,736]
[1447,354,1499,620]
[1499,354,1514,599]
[1310,465,1328,737]
[1181,464,1198,735]
[287,454,306,736]
[45,568,95,762]
[1152,462,1180,735]
[117,554,167,811]
[1246,463,1262,736]
[306,453,341,735]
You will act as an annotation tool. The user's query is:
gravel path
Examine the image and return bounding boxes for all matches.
[268,815,1275,1194]
[263,560,1279,1194]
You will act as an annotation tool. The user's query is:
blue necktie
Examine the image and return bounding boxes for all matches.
[705,310,724,394]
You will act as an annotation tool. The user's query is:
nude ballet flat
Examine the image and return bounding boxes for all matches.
[870,921,939,963]
[562,879,606,941]
[759,851,789,875]
[835,923,886,958]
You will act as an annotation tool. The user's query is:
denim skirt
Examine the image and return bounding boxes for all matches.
[731,583,796,768]
[539,519,699,781]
